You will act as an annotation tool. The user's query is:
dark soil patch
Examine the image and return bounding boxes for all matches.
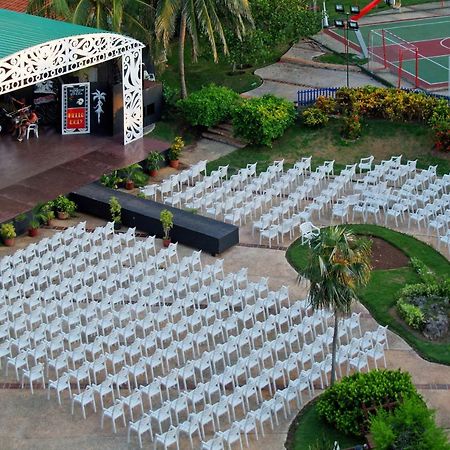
[369,236,409,270]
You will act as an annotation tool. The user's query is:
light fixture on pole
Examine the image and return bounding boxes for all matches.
[334,4,360,88]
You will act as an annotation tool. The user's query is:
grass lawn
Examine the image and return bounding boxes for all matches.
[315,52,368,65]
[158,41,291,95]
[207,118,449,176]
[287,399,362,450]
[286,224,450,365]
[148,114,198,145]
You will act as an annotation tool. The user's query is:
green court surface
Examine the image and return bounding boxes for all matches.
[331,15,450,86]
[349,16,450,44]
[402,55,449,84]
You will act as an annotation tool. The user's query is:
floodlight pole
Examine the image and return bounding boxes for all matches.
[346,12,350,87]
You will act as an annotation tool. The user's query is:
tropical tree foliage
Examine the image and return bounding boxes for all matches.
[27,0,154,45]
[299,227,372,385]
[155,0,253,98]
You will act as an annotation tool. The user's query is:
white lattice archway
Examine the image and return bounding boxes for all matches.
[0,33,144,145]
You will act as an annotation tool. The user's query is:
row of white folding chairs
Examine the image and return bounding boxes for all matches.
[0,264,257,353]
[0,230,152,295]
[122,323,336,446]
[1,245,201,309]
[41,299,312,413]
[0,222,134,279]
[0,221,89,272]
[9,284,297,386]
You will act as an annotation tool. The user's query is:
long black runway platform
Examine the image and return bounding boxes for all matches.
[71,183,239,255]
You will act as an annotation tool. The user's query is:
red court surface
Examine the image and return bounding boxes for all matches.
[0,129,168,223]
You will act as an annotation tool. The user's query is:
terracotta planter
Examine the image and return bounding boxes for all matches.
[57,211,69,220]
[3,238,15,247]
[163,238,171,248]
[169,160,179,170]
[125,180,135,190]
[47,219,54,227]
[28,228,39,237]
[149,169,158,177]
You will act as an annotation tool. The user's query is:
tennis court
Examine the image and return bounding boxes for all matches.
[327,16,450,89]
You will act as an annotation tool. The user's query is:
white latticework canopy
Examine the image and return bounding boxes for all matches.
[0,33,144,145]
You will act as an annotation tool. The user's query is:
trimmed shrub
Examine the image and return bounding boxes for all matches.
[334,87,449,123]
[232,94,296,146]
[302,107,329,128]
[177,84,240,128]
[370,396,450,450]
[317,370,418,436]
[397,300,425,329]
[315,95,337,115]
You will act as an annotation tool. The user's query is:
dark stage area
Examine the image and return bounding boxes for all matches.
[72,183,239,255]
[0,129,168,222]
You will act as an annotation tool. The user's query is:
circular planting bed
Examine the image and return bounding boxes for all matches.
[286,224,450,365]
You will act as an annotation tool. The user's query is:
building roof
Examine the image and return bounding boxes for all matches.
[0,0,27,13]
[0,8,105,60]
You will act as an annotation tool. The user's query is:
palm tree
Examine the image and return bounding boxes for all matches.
[28,0,154,45]
[155,0,252,99]
[300,226,372,385]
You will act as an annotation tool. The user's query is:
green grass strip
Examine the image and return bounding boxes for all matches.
[286,224,450,365]
[287,399,362,450]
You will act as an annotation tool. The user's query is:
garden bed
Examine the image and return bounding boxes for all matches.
[286,225,450,365]
[370,236,409,270]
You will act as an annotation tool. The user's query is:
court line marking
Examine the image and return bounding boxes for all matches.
[441,37,450,50]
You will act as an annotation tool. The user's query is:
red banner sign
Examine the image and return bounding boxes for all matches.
[66,107,86,129]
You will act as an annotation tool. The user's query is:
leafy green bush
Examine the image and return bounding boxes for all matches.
[302,107,329,128]
[232,94,296,146]
[397,300,425,329]
[370,396,450,450]
[177,84,240,128]
[317,370,418,436]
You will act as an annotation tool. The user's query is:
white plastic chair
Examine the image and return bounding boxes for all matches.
[21,363,45,394]
[128,413,153,448]
[101,400,126,433]
[71,386,97,419]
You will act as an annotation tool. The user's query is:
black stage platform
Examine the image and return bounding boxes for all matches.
[72,183,239,255]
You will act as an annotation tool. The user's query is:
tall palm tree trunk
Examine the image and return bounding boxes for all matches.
[179,12,188,99]
[331,311,339,386]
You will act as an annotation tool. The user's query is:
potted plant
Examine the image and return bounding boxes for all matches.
[27,203,48,237]
[109,196,122,230]
[160,209,174,247]
[168,136,184,170]
[147,151,165,177]
[1,223,16,246]
[121,163,142,190]
[54,195,77,220]
[42,201,55,226]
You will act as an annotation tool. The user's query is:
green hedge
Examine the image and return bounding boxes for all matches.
[232,94,296,146]
[177,84,240,128]
[317,370,418,436]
